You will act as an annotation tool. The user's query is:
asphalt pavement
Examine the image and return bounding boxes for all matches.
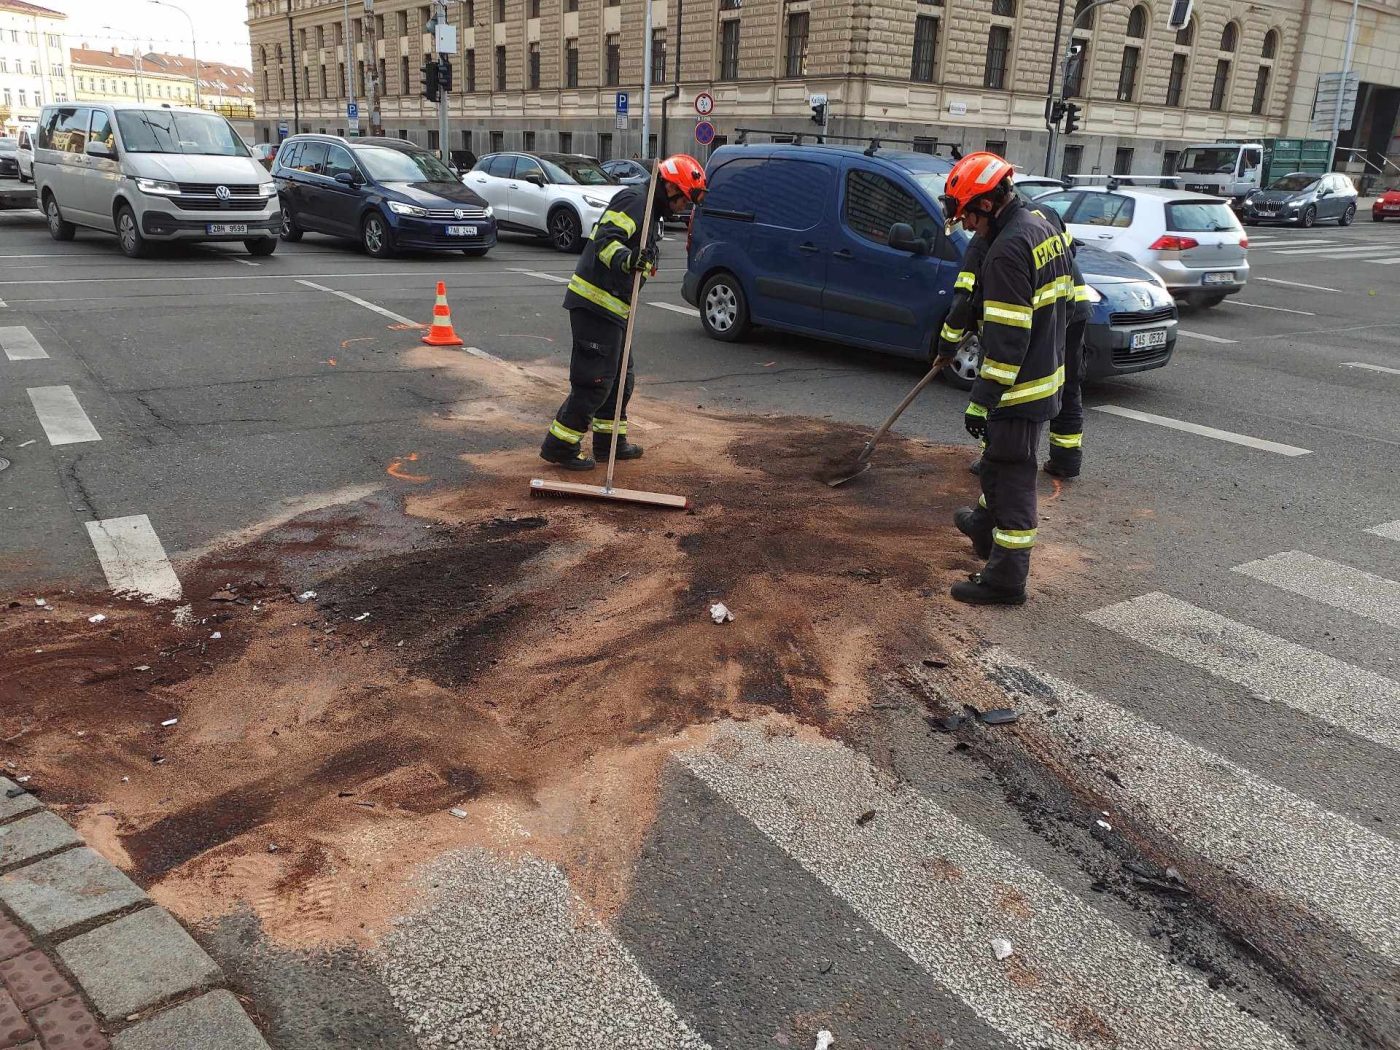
[2,205,1398,1049]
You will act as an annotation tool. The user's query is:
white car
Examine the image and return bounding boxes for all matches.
[1033,181,1249,307]
[1012,172,1066,201]
[464,151,624,252]
[16,125,35,182]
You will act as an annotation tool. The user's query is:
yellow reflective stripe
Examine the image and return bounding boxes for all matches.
[980,358,1020,385]
[998,365,1065,406]
[977,493,988,509]
[940,323,964,342]
[1074,284,1092,302]
[993,527,1037,549]
[1062,231,1073,248]
[591,418,627,434]
[1031,275,1075,308]
[965,402,989,419]
[983,300,1032,329]
[567,274,630,319]
[954,270,977,292]
[1049,431,1082,448]
[597,240,629,269]
[599,209,637,237]
[550,419,585,443]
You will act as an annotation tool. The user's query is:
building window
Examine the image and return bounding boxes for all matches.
[784,12,809,79]
[1073,0,1095,30]
[1210,58,1229,110]
[608,0,620,6]
[565,41,579,87]
[984,26,1009,90]
[400,56,410,95]
[1114,147,1133,174]
[397,11,408,36]
[1064,43,1087,97]
[304,67,311,96]
[1166,53,1187,107]
[1162,149,1179,175]
[1251,65,1270,115]
[357,60,365,95]
[1262,29,1279,59]
[496,0,505,21]
[911,15,938,83]
[606,34,621,86]
[378,57,387,93]
[992,0,1015,15]
[559,131,572,152]
[1126,5,1146,38]
[1221,22,1238,52]
[986,138,1007,155]
[466,50,476,91]
[1117,46,1139,101]
[719,19,741,80]
[528,43,540,89]
[530,0,540,16]
[320,66,328,95]
[567,0,578,10]
[524,130,535,150]
[496,45,507,89]
[652,30,667,84]
[598,132,612,160]
[1175,17,1194,45]
[490,130,504,151]
[1062,144,1083,179]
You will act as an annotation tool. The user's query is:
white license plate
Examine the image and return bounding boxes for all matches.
[206,223,248,235]
[446,225,478,236]
[1386,205,1400,212]
[1203,271,1234,285]
[1131,328,1168,351]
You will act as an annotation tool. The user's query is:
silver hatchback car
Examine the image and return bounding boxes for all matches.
[1033,181,1249,307]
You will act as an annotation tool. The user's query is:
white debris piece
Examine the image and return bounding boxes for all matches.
[210,631,222,640]
[354,612,370,622]
[709,602,734,624]
[991,938,1014,961]
[161,718,179,727]
[1095,819,1112,831]
[297,590,318,603]
[449,808,469,819]
[814,1030,835,1050]
[172,604,194,627]
[135,665,150,672]
[34,598,47,607]
[16,775,30,783]
[88,613,107,624]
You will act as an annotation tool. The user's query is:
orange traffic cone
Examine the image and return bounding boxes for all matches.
[421,281,464,347]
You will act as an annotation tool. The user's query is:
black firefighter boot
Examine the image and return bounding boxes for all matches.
[1044,447,1082,479]
[953,507,993,561]
[951,573,1028,606]
[594,432,644,461]
[540,431,596,471]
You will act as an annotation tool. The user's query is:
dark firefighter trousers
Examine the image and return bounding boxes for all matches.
[966,417,1045,592]
[1047,316,1086,470]
[543,308,635,454]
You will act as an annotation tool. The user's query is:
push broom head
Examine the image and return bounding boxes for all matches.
[529,478,690,510]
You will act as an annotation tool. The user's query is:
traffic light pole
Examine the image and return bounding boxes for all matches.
[434,0,450,162]
[641,0,653,157]
[1043,0,1119,176]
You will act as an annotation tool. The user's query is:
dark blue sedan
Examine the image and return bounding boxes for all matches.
[274,135,496,257]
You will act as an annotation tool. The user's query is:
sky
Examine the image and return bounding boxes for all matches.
[52,0,252,70]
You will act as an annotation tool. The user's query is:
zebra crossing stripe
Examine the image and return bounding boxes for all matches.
[980,649,1400,963]
[1,325,47,360]
[1234,551,1400,630]
[681,725,1295,1050]
[1084,592,1400,751]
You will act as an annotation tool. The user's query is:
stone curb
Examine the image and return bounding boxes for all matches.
[0,778,270,1050]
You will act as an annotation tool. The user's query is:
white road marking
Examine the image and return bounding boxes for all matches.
[1268,244,1397,257]
[1221,300,1315,316]
[1174,329,1237,344]
[508,267,570,284]
[26,385,101,445]
[296,280,503,363]
[981,649,1400,962]
[1368,520,1400,542]
[0,271,448,287]
[1344,361,1400,376]
[1090,405,1311,457]
[1365,256,1400,265]
[0,296,7,308]
[1084,592,1400,751]
[230,257,260,267]
[1255,276,1342,293]
[682,725,1295,1050]
[651,302,700,317]
[83,515,183,602]
[1,325,48,360]
[1234,551,1400,630]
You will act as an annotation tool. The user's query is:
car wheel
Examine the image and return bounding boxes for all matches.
[361,212,395,258]
[1372,212,1385,222]
[44,194,75,241]
[1339,204,1356,226]
[549,208,583,253]
[280,203,303,242]
[116,205,147,258]
[461,247,490,257]
[245,237,277,257]
[18,171,29,184]
[699,272,750,342]
[939,334,980,391]
[1300,205,1317,228]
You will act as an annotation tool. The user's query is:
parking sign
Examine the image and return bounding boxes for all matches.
[615,92,629,115]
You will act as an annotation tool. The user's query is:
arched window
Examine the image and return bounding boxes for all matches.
[1262,29,1279,58]
[992,0,1016,15]
[1127,5,1147,38]
[1176,16,1194,46]
[1221,22,1238,52]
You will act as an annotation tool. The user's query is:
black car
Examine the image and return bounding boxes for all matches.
[1239,172,1359,228]
[273,135,497,257]
[0,137,18,178]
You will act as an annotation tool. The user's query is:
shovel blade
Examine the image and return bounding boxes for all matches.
[825,461,871,488]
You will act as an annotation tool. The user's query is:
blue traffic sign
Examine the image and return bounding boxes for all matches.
[347,101,359,119]
[694,120,716,146]
[615,92,629,115]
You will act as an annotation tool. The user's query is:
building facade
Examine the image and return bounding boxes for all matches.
[246,0,1399,180]
[0,0,70,134]
[68,48,256,119]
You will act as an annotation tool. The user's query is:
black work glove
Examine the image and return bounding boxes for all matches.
[930,339,958,368]
[638,244,659,271]
[964,403,989,441]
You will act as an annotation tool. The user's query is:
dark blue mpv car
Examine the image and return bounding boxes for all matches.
[274,135,496,258]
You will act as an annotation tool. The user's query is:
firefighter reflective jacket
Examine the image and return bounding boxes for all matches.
[563,186,657,329]
[966,197,1075,423]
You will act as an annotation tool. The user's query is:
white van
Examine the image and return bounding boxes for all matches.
[16,124,36,182]
[33,102,280,258]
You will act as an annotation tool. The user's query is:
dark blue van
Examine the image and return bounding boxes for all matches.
[683,142,966,362]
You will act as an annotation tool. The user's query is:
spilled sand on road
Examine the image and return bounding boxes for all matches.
[0,346,1080,948]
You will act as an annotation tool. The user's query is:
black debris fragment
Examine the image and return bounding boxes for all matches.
[921,658,948,669]
[856,810,877,827]
[979,708,1019,726]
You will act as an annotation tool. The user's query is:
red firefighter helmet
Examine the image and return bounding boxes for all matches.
[939,151,1014,220]
[657,153,707,203]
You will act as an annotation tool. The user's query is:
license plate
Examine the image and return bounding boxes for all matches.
[1131,329,1168,351]
[446,225,478,236]
[1386,205,1400,212]
[1203,271,1234,285]
[206,223,248,235]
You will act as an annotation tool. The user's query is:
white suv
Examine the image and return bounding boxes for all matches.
[464,152,624,252]
[1033,181,1249,307]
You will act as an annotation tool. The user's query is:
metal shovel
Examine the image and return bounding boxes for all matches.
[826,362,945,487]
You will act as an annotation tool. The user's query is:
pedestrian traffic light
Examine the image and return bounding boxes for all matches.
[810,100,827,126]
[1046,98,1066,128]
[438,56,453,93]
[1063,102,1082,136]
[420,60,440,103]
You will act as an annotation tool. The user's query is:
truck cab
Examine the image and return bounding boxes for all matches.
[1176,143,1264,199]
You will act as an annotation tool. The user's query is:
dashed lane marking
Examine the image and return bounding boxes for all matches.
[1221,300,1315,316]
[1174,329,1237,344]
[1365,256,1400,265]
[1084,592,1400,752]
[1,325,48,360]
[1234,551,1400,630]
[26,385,100,445]
[508,268,570,284]
[1090,405,1311,457]
[651,302,701,317]
[1368,520,1400,542]
[1344,361,1400,376]
[83,514,182,602]
[295,280,504,364]
[1254,276,1343,293]
[1267,244,1399,257]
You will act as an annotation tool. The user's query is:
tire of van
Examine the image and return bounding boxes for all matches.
[939,335,981,391]
[116,205,147,258]
[245,237,278,257]
[699,272,750,342]
[44,193,75,241]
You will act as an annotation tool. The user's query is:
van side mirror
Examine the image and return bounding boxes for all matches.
[888,222,928,255]
[85,139,115,160]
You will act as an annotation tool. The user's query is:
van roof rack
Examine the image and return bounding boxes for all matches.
[1067,174,1182,191]
[732,127,963,160]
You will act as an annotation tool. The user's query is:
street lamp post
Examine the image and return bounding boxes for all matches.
[148,0,200,107]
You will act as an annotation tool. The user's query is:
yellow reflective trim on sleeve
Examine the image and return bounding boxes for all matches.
[549,419,586,444]
[599,208,638,238]
[1074,284,1092,302]
[1062,231,1073,248]
[566,274,630,319]
[997,365,1065,406]
[977,493,988,509]
[980,358,1020,385]
[597,240,629,269]
[983,300,1033,329]
[1031,275,1075,308]
[954,271,977,292]
[966,402,989,419]
[1049,431,1082,448]
[993,527,1037,549]
[940,323,964,342]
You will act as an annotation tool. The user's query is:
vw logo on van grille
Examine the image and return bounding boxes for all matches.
[454,208,465,220]
[214,185,231,201]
